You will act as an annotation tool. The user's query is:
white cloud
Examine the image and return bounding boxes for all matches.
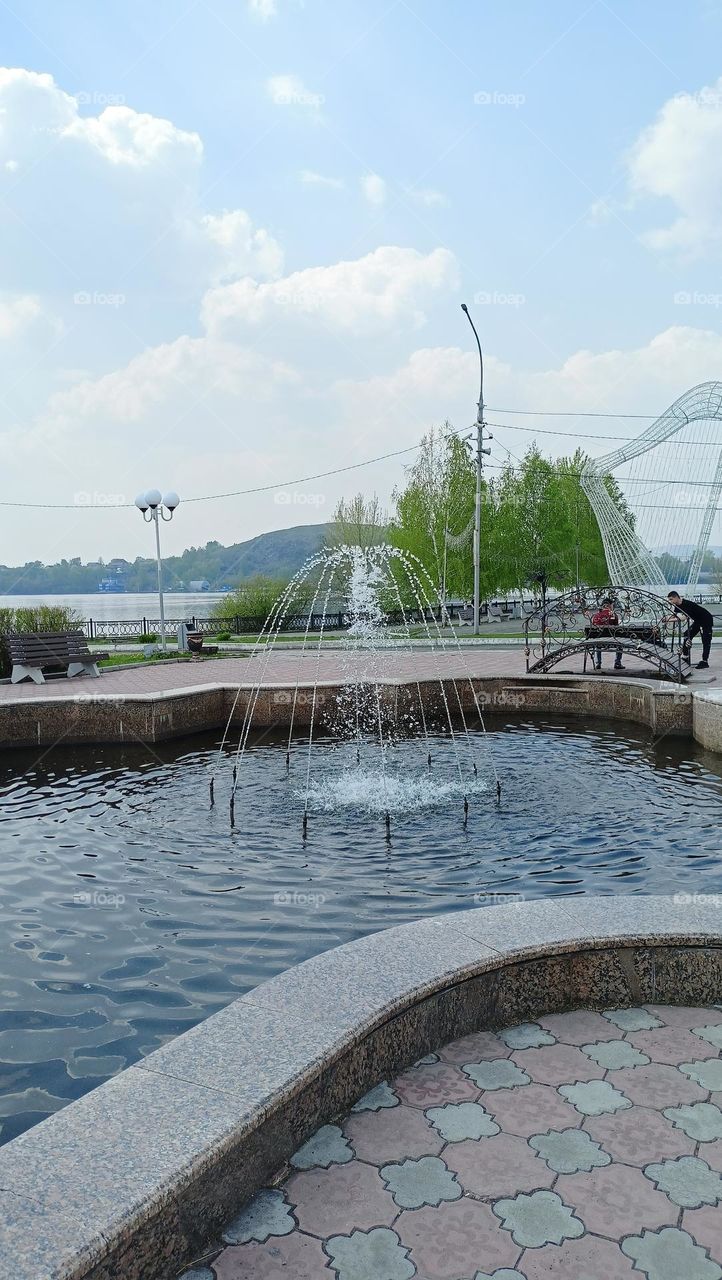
[361,172,387,205]
[201,210,284,282]
[200,245,459,337]
[0,293,44,339]
[267,74,324,109]
[248,0,277,18]
[626,78,722,255]
[300,169,344,189]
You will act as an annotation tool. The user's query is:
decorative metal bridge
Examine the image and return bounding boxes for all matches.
[524,586,687,682]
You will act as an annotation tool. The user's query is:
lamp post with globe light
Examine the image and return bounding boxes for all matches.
[134,489,180,653]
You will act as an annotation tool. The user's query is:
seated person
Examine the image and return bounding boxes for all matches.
[590,598,624,671]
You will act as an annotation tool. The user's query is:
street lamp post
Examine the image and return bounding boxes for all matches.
[134,489,180,652]
[461,304,493,635]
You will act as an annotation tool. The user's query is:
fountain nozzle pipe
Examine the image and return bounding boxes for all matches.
[385,811,391,835]
[209,777,214,806]
[230,793,235,827]
[302,811,308,838]
[496,779,502,804]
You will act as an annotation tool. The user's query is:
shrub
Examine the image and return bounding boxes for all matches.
[216,630,231,642]
[137,632,158,644]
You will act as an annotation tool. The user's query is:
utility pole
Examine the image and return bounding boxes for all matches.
[461,304,493,635]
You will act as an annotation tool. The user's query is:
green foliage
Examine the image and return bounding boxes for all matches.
[216,630,232,642]
[137,632,158,644]
[326,494,388,549]
[211,575,301,626]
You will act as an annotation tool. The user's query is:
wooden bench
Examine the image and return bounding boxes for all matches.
[7,632,109,684]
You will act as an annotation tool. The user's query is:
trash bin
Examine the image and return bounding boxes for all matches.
[177,622,189,652]
[187,632,203,655]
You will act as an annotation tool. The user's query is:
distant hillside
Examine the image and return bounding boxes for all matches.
[0,524,332,594]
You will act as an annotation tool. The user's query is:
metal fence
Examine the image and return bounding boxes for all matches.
[82,609,456,640]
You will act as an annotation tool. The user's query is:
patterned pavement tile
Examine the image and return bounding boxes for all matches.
[221,1189,295,1245]
[493,1189,584,1248]
[529,1126,611,1174]
[645,1006,722,1031]
[439,1030,511,1065]
[285,1160,397,1238]
[415,1053,440,1066]
[606,1063,706,1108]
[472,1271,526,1280]
[694,1025,722,1051]
[462,1059,531,1091]
[644,1156,722,1209]
[683,1204,722,1264]
[621,1226,722,1280]
[580,1039,650,1069]
[664,1103,722,1143]
[584,1105,696,1166]
[680,1060,722,1093]
[344,1102,445,1164]
[394,1060,480,1107]
[510,1043,605,1086]
[498,1023,556,1050]
[290,1124,354,1170]
[444,1132,555,1198]
[519,1235,638,1279]
[351,1081,399,1112]
[380,1155,461,1209]
[398,1197,519,1279]
[555,1164,671,1237]
[557,1079,632,1116]
[179,1269,215,1280]
[603,1007,664,1032]
[485,1083,582,1138]
[539,1009,621,1044]
[425,1100,500,1142]
[213,1232,332,1278]
[704,1140,722,1173]
[629,1026,720,1065]
[324,1227,414,1280]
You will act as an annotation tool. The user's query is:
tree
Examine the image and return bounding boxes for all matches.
[326,493,388,549]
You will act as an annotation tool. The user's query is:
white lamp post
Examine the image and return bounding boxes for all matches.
[134,489,180,652]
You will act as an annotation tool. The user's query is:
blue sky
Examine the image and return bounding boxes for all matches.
[1,0,721,564]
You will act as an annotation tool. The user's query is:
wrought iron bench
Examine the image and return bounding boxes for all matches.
[7,632,109,684]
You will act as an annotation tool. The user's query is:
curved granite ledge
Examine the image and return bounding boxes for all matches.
[0,894,721,1280]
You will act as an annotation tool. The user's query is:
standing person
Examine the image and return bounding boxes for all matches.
[590,597,624,671]
[666,592,714,669]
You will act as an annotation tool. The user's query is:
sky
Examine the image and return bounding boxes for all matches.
[1,0,722,569]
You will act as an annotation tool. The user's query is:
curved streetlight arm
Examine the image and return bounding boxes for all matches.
[461,302,484,423]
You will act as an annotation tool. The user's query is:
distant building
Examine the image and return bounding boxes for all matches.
[189,579,211,592]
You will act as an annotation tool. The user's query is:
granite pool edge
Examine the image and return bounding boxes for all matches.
[0,894,721,1280]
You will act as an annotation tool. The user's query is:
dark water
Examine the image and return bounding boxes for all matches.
[1,717,721,1146]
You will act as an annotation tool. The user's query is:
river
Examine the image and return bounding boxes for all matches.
[0,592,226,622]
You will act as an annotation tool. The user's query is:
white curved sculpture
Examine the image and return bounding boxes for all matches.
[581,381,722,590]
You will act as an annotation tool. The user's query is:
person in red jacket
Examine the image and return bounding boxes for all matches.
[590,598,624,671]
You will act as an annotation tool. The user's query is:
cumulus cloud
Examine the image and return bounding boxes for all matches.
[626,78,722,255]
[248,0,277,18]
[0,293,44,339]
[300,169,344,189]
[200,245,459,337]
[201,210,283,282]
[361,173,387,205]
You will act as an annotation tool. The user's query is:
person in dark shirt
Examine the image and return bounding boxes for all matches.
[666,592,714,669]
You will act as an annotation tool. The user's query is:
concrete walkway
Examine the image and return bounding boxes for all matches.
[184,1005,722,1280]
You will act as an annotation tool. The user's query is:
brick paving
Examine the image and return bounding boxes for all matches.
[181,1006,722,1280]
[0,645,717,702]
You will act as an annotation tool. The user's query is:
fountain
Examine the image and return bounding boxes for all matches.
[212,544,500,831]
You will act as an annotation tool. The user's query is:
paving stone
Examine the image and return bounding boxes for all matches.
[529,1126,611,1173]
[425,1100,500,1142]
[398,1197,519,1279]
[519,1235,638,1279]
[580,1038,651,1069]
[214,1232,332,1278]
[472,1272,526,1280]
[511,1042,605,1086]
[439,1029,511,1065]
[414,1053,440,1066]
[344,1103,444,1164]
[290,1123,354,1170]
[555,1163,671,1237]
[629,1026,720,1065]
[445,1132,555,1198]
[646,1006,722,1030]
[603,1007,664,1032]
[584,1105,696,1166]
[704,1140,722,1173]
[664,1103,722,1143]
[622,1226,722,1280]
[606,1062,706,1108]
[680,1060,722,1092]
[683,1204,722,1263]
[694,1025,722,1050]
[380,1155,461,1209]
[221,1189,295,1245]
[540,1009,622,1043]
[644,1156,722,1209]
[493,1188,584,1248]
[178,1270,215,1280]
[462,1059,531,1090]
[558,1079,632,1116]
[498,1023,556,1050]
[486,1083,582,1138]
[285,1160,396,1238]
[394,1060,479,1107]
[351,1082,399,1112]
[324,1227,415,1280]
